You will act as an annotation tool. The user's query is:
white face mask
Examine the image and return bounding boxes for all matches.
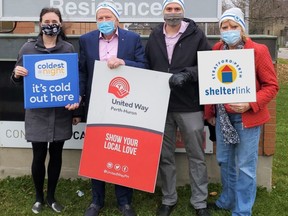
[221,30,242,46]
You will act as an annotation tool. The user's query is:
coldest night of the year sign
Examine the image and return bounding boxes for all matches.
[23,53,79,109]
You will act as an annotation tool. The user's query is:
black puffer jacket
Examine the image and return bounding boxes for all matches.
[145,18,211,112]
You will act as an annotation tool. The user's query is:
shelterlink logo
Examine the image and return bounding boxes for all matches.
[35,59,67,80]
[212,59,243,83]
[206,59,251,96]
[216,64,238,84]
[108,77,130,98]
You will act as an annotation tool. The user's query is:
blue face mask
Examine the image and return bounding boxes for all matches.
[221,30,241,46]
[97,21,115,35]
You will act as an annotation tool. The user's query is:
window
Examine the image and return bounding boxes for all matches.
[0,21,14,33]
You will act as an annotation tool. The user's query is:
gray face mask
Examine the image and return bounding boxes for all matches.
[164,13,184,26]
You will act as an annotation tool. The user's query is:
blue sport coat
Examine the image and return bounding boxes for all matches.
[79,28,147,116]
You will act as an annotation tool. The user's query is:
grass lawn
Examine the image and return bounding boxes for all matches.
[0,71,287,216]
[277,58,288,64]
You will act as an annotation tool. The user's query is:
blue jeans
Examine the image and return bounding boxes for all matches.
[215,113,261,216]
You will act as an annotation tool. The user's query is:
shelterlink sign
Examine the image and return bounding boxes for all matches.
[0,0,221,22]
[23,53,79,109]
[198,49,256,104]
[79,61,171,193]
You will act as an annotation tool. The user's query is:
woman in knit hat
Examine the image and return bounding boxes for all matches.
[205,7,279,216]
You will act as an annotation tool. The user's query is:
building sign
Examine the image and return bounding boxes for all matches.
[0,121,213,153]
[198,49,256,104]
[0,0,222,22]
[0,121,213,154]
[0,121,85,149]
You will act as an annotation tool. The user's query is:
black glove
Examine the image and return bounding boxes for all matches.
[169,72,191,89]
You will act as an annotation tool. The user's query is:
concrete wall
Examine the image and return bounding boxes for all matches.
[0,148,273,190]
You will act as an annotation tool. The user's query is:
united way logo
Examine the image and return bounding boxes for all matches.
[108,77,130,98]
[212,59,243,84]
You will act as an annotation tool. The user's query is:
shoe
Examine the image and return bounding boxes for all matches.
[46,201,64,213]
[207,202,230,211]
[32,202,43,214]
[207,202,222,210]
[118,204,136,216]
[156,204,176,216]
[84,203,102,216]
[195,208,210,216]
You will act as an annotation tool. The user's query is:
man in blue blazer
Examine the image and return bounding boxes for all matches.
[79,1,147,216]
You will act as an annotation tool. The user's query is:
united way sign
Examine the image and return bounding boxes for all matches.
[23,53,79,109]
[0,0,221,22]
[79,61,171,192]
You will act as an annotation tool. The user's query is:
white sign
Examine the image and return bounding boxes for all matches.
[198,49,256,104]
[0,0,222,22]
[79,61,172,192]
[0,121,213,153]
[86,61,171,131]
[0,121,85,149]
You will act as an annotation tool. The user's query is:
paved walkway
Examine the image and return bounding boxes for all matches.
[278,48,288,59]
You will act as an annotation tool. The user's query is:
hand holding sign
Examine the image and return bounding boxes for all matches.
[169,72,191,89]
[14,66,28,78]
[107,56,125,69]
[228,102,251,113]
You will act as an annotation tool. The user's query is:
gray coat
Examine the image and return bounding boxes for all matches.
[11,35,76,142]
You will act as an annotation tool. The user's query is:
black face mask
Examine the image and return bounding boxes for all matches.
[164,13,184,26]
[41,24,61,36]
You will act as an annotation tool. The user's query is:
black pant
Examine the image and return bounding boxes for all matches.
[31,141,64,203]
[91,179,133,207]
[204,120,216,142]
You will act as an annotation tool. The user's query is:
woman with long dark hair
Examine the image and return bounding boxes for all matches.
[11,7,80,214]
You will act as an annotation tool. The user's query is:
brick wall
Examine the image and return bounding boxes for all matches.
[12,22,119,35]
[260,65,278,156]
[260,98,277,156]
[64,22,96,35]
[12,22,35,34]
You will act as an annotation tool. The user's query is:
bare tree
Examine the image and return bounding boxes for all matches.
[249,0,287,34]
[207,0,287,37]
[222,0,287,35]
